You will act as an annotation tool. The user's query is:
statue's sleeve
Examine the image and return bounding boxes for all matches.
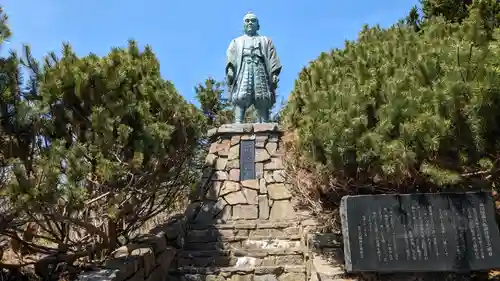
[267,38,282,76]
[226,40,237,74]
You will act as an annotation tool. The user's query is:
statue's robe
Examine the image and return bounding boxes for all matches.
[226,34,282,109]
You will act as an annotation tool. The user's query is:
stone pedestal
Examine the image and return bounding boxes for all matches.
[171,124,309,281]
[186,123,297,224]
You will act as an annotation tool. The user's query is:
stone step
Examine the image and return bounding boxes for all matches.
[178,248,305,258]
[306,233,343,251]
[186,219,300,230]
[310,252,346,281]
[185,232,302,243]
[184,221,302,243]
[168,264,306,275]
[184,238,302,251]
[314,273,347,281]
[176,248,306,268]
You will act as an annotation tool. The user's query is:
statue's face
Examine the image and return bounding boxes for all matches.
[243,14,259,36]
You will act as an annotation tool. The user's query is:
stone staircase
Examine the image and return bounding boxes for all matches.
[168,220,310,281]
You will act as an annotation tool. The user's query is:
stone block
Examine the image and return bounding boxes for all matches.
[259,195,270,220]
[255,274,278,281]
[130,248,154,275]
[103,256,140,281]
[259,178,268,194]
[224,191,248,205]
[265,142,278,156]
[216,205,232,222]
[254,123,278,132]
[264,171,275,183]
[163,220,182,240]
[254,266,285,275]
[209,142,218,154]
[243,188,258,204]
[256,148,271,162]
[229,169,240,181]
[215,158,228,170]
[231,274,254,281]
[187,229,220,243]
[220,181,240,196]
[256,163,264,178]
[216,140,231,156]
[273,170,286,183]
[205,153,217,167]
[278,273,306,281]
[307,233,342,250]
[261,257,276,266]
[180,274,204,281]
[256,135,268,147]
[241,179,259,190]
[156,247,176,271]
[111,244,149,258]
[184,202,200,220]
[231,135,241,146]
[228,145,240,160]
[206,275,225,281]
[195,199,227,223]
[233,205,258,220]
[269,200,295,220]
[268,183,292,200]
[212,171,228,181]
[218,123,253,133]
[206,181,222,200]
[77,269,121,281]
[275,255,303,266]
[134,233,167,254]
[227,159,240,169]
[264,158,284,170]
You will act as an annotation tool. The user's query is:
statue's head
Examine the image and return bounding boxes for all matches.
[243,12,259,36]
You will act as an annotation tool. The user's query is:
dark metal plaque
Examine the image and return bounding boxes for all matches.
[340,192,500,273]
[240,139,256,180]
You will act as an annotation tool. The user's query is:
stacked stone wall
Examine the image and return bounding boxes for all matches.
[168,123,313,281]
[186,123,296,224]
[77,217,184,281]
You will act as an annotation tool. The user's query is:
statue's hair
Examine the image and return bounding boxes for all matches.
[244,11,258,20]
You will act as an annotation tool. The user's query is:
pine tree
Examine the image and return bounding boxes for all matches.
[283,1,500,192]
[195,78,233,127]
[421,0,470,22]
[418,0,500,38]
[1,39,205,268]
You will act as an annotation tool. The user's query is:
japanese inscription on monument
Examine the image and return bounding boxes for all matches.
[340,192,500,272]
[240,139,256,180]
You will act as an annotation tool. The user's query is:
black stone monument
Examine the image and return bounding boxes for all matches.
[239,139,256,180]
[340,192,500,273]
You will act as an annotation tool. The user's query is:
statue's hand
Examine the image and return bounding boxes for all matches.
[227,68,234,85]
[272,74,279,88]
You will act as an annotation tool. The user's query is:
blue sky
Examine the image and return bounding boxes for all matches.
[2,0,419,109]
